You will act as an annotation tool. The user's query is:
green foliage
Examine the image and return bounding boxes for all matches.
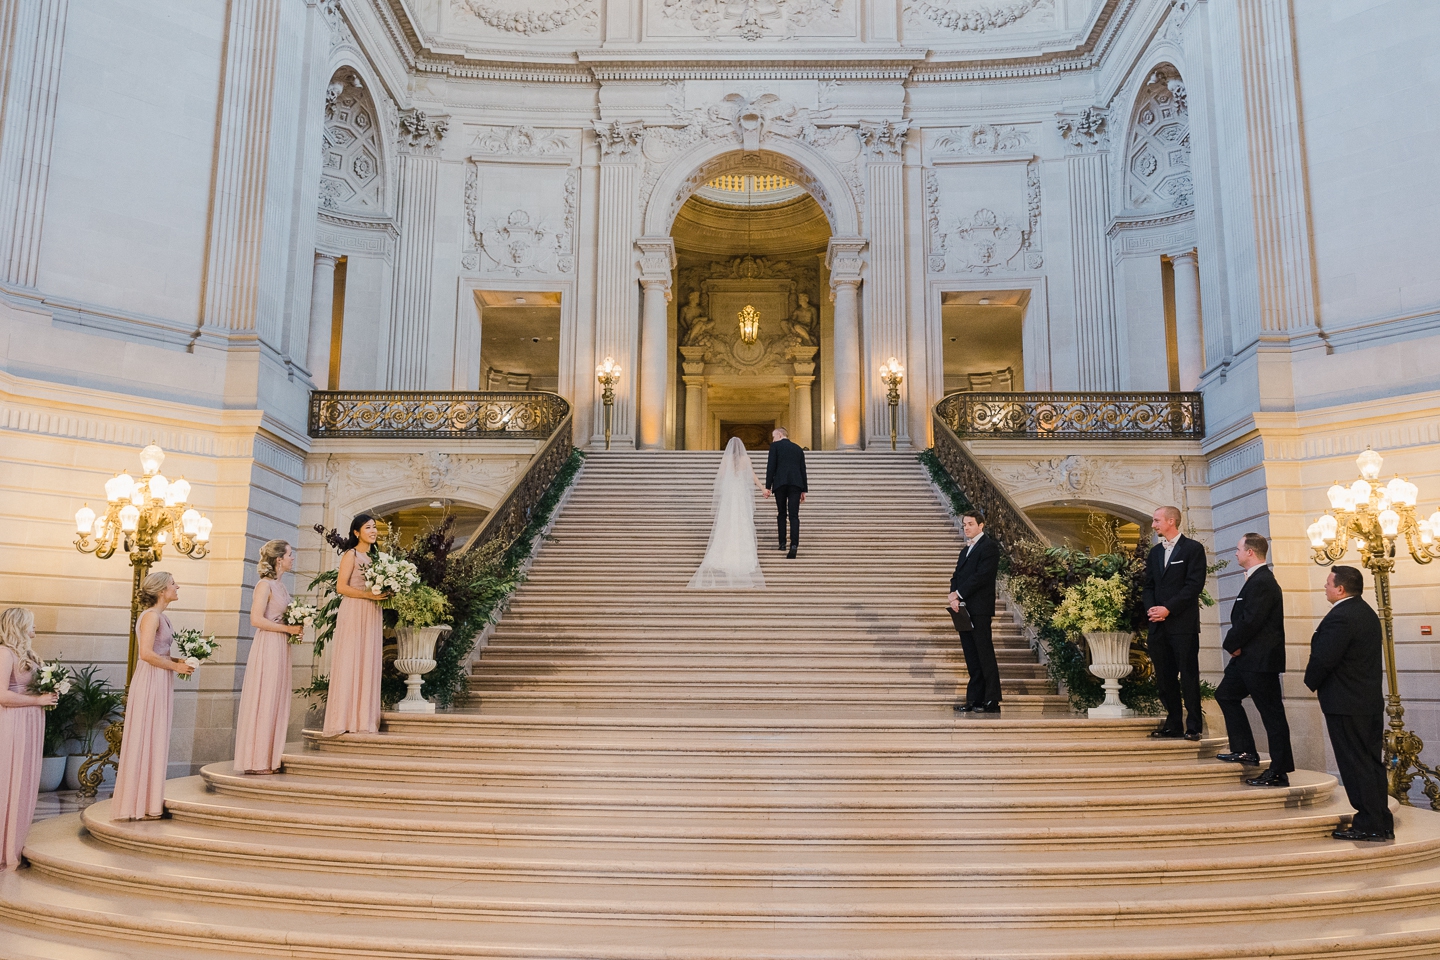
[917,448,973,517]
[388,584,450,628]
[44,687,79,756]
[64,664,123,754]
[306,568,341,658]
[1053,573,1134,634]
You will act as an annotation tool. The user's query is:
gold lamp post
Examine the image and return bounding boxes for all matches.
[1305,447,1440,808]
[879,357,904,451]
[595,357,620,450]
[72,442,212,796]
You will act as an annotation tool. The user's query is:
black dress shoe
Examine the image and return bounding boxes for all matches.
[953,702,976,713]
[1217,751,1261,764]
[786,548,797,559]
[1245,769,1290,787]
[1331,827,1392,842]
[976,701,1001,713]
[1148,728,1184,739]
[778,542,787,551]
[1183,732,1202,742]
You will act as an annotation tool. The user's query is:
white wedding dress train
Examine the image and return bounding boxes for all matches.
[687,438,766,590]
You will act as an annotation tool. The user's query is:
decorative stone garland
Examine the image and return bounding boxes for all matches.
[452,0,594,34]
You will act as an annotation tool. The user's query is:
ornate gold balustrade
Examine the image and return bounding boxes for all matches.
[308,391,570,440]
[937,391,1203,441]
[931,405,1046,552]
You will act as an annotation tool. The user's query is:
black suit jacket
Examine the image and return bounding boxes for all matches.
[1304,596,1384,715]
[1142,535,1207,640]
[765,438,808,492]
[1223,565,1285,673]
[949,534,999,620]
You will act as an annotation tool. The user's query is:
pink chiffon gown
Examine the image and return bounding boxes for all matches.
[322,551,383,736]
[111,612,175,820]
[233,579,292,773]
[0,647,43,869]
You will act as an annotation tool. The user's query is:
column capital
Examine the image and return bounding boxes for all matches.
[636,236,676,299]
[1171,248,1199,268]
[826,236,866,293]
[314,250,340,268]
[593,119,646,160]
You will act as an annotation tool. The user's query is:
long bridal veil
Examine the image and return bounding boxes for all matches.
[687,437,766,590]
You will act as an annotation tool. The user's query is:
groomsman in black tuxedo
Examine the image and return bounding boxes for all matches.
[1215,532,1295,787]
[1143,505,1208,741]
[1304,565,1394,841]
[763,427,807,559]
[950,510,1002,713]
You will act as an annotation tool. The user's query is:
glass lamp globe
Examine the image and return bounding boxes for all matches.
[196,516,214,542]
[119,504,140,533]
[1326,483,1349,510]
[105,471,135,503]
[181,509,201,535]
[1430,509,1440,533]
[148,474,169,504]
[1306,522,1325,547]
[1379,509,1401,538]
[1398,479,1419,507]
[1318,514,1338,541]
[74,504,96,535]
[1421,520,1436,545]
[169,477,191,506]
[1356,448,1383,481]
[1350,479,1372,506]
[139,444,165,476]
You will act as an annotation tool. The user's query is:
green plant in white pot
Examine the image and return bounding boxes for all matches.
[63,664,123,789]
[41,686,78,792]
[387,584,451,715]
[1053,573,1136,718]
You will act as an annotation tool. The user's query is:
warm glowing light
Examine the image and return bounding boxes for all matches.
[595,357,621,381]
[1356,448,1383,481]
[75,504,96,535]
[879,357,905,384]
[105,472,135,503]
[140,444,165,476]
[1326,483,1349,510]
[196,517,213,543]
[737,304,761,344]
[1306,522,1325,548]
[1431,509,1440,534]
[1379,509,1400,537]
[148,474,168,504]
[1421,520,1436,546]
[181,509,201,536]
[1350,479,1372,506]
[169,477,191,506]
[1318,514,1338,542]
[119,504,140,533]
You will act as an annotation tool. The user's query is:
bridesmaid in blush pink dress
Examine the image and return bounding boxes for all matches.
[111,571,193,821]
[321,514,386,737]
[234,539,304,774]
[1,607,59,870]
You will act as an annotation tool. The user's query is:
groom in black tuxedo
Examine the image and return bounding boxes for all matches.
[764,427,807,559]
[950,509,1002,713]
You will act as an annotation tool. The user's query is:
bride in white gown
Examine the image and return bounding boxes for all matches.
[687,437,766,590]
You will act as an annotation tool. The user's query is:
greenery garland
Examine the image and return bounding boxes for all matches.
[917,448,973,517]
[298,448,585,710]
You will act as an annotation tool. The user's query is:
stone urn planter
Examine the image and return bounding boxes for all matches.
[40,754,66,793]
[394,624,451,714]
[1085,631,1136,718]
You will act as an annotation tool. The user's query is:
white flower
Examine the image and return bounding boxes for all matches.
[56,680,71,695]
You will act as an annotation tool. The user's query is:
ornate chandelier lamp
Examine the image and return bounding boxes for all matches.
[1305,447,1440,807]
[736,174,760,344]
[72,442,212,796]
[879,357,904,450]
[595,356,621,450]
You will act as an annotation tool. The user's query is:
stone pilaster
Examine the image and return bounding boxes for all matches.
[307,252,338,387]
[1057,108,1119,390]
[636,236,676,450]
[385,110,447,390]
[826,237,866,451]
[858,120,911,448]
[0,0,69,288]
[590,120,644,448]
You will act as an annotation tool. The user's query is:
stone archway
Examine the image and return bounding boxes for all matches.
[634,139,867,450]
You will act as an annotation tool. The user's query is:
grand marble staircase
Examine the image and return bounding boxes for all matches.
[4,450,1440,959]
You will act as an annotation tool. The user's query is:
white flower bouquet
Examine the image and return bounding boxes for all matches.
[282,599,319,644]
[363,551,419,598]
[28,658,72,709]
[171,627,220,679]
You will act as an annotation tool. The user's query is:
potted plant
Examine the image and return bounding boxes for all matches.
[388,584,451,714]
[63,664,123,789]
[40,687,78,792]
[1052,572,1136,718]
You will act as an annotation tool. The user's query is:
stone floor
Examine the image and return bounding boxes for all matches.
[31,787,113,823]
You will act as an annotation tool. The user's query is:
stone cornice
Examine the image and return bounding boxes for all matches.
[579,47,927,82]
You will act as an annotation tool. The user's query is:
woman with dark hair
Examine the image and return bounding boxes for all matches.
[321,515,386,737]
[112,571,193,820]
[234,539,303,774]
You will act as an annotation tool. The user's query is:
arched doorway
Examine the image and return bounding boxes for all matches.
[670,171,831,449]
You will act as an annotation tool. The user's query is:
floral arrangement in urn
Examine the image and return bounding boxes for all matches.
[1052,573,1133,634]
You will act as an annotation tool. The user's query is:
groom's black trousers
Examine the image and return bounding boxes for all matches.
[951,609,1001,705]
[773,484,802,548]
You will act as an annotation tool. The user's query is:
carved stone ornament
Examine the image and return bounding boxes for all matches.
[450,0,597,34]
[328,454,523,519]
[1056,107,1109,150]
[660,0,842,41]
[985,455,1174,510]
[397,110,448,154]
[592,119,646,158]
[857,119,911,159]
[1125,67,1192,211]
[321,71,384,213]
[479,210,562,275]
[932,123,1033,156]
[928,159,1040,274]
[950,209,1024,275]
[470,125,574,156]
[905,0,1053,33]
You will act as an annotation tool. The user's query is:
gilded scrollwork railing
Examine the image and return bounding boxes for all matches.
[466,407,575,557]
[309,391,570,440]
[937,391,1203,441]
[932,406,1046,553]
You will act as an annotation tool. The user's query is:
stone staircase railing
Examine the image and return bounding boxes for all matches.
[308,390,570,439]
[931,402,1046,553]
[937,390,1204,440]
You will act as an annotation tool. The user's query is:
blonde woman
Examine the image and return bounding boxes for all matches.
[111,571,193,821]
[321,514,386,737]
[1,607,58,870]
[234,540,302,774]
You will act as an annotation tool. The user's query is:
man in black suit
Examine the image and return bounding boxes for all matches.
[763,427,807,559]
[949,509,1002,713]
[1304,565,1394,841]
[1142,505,1208,740]
[1215,532,1295,787]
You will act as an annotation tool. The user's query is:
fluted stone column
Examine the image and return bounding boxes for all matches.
[858,121,910,447]
[306,252,338,386]
[636,237,676,449]
[1057,109,1119,390]
[590,121,645,448]
[681,347,707,450]
[1172,250,1204,391]
[827,237,866,450]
